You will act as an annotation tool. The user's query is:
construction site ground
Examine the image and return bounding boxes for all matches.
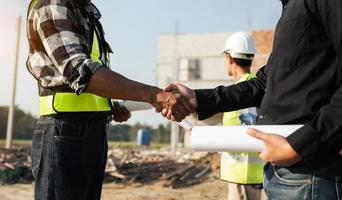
[0,146,228,199]
[0,179,227,200]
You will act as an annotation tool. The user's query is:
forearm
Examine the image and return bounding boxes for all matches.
[195,66,267,120]
[195,79,266,120]
[88,67,160,104]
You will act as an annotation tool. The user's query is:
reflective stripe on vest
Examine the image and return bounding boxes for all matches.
[220,73,264,184]
[35,2,112,115]
[40,93,111,115]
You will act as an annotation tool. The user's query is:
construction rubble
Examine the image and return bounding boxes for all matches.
[105,148,220,188]
[0,148,33,185]
[0,147,220,187]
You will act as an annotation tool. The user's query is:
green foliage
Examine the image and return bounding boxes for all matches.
[106,124,131,141]
[153,123,172,143]
[0,106,37,139]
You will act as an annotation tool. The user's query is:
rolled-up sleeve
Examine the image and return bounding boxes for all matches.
[34,2,103,94]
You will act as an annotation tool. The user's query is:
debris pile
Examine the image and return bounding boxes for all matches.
[0,148,33,185]
[105,149,220,188]
[0,147,220,188]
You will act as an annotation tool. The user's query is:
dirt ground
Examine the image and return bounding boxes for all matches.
[0,179,227,200]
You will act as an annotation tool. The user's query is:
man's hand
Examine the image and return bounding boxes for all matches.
[152,90,195,122]
[112,101,131,122]
[87,69,193,121]
[161,83,197,121]
[164,83,197,107]
[247,128,302,166]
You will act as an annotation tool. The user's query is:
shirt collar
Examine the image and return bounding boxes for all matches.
[236,73,253,83]
[84,3,102,20]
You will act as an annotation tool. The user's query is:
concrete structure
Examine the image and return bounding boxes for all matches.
[156,30,274,150]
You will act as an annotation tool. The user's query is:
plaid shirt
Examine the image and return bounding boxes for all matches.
[26,0,105,94]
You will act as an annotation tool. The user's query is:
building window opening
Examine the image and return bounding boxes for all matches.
[178,58,201,81]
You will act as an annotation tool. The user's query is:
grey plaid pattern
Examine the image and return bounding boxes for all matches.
[26,0,103,94]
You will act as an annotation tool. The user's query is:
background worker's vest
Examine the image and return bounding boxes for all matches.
[28,0,113,115]
[220,73,264,184]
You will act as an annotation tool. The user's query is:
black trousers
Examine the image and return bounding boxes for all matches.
[31,116,108,200]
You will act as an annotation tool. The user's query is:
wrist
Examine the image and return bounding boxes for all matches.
[190,89,198,108]
[147,86,162,105]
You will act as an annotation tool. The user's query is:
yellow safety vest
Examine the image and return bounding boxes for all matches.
[29,0,113,115]
[220,73,264,184]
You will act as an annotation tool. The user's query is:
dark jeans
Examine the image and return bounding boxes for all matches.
[264,162,342,200]
[31,116,108,200]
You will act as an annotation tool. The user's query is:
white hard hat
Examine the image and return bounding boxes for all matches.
[222,32,257,60]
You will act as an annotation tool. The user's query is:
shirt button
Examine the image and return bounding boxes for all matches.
[259,115,264,120]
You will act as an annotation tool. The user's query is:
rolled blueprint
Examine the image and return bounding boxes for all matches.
[118,101,194,129]
[191,125,304,152]
[178,119,193,130]
[118,101,153,112]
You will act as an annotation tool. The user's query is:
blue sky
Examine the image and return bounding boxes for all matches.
[0,0,281,127]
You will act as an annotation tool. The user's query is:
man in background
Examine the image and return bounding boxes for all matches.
[220,32,264,200]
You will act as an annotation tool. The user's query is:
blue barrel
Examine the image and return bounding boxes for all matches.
[136,129,151,146]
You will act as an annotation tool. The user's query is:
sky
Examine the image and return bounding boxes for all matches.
[0,0,281,127]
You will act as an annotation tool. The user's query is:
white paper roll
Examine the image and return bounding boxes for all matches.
[178,119,193,130]
[191,125,304,152]
[118,102,194,131]
[118,101,153,112]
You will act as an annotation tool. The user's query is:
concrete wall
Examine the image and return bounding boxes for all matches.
[156,33,233,88]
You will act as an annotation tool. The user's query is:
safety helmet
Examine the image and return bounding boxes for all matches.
[222,32,257,60]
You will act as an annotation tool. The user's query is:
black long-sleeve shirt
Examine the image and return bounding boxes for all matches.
[195,0,342,168]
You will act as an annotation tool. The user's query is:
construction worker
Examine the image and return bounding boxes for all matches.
[26,0,194,199]
[220,32,264,200]
[163,0,342,199]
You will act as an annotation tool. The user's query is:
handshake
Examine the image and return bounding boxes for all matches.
[89,68,198,123]
[152,83,197,122]
[112,83,197,123]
